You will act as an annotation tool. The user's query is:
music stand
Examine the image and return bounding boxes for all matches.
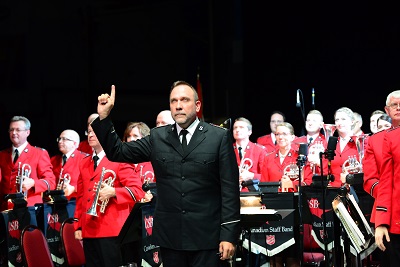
[117,202,152,244]
[240,192,293,267]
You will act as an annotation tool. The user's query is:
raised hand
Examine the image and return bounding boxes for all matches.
[97,85,116,120]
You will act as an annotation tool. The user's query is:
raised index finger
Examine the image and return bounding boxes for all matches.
[110,84,116,100]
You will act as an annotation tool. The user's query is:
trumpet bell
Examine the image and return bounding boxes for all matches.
[323,124,337,141]
[283,162,299,181]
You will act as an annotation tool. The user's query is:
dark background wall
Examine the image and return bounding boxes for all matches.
[1,0,399,156]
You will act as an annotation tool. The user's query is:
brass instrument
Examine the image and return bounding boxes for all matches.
[16,162,31,198]
[342,155,362,174]
[239,158,253,171]
[352,134,368,171]
[283,162,299,181]
[307,141,325,174]
[323,124,337,142]
[87,167,116,216]
[56,168,71,190]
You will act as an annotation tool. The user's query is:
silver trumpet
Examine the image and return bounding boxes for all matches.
[323,124,337,142]
[87,167,116,216]
[56,168,71,190]
[16,162,31,199]
[352,134,369,171]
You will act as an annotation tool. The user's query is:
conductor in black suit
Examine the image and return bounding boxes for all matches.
[92,81,241,267]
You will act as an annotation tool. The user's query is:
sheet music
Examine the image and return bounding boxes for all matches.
[240,207,277,215]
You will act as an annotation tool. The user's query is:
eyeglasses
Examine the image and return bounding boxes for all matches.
[270,120,283,124]
[8,128,27,133]
[57,137,74,142]
[388,103,400,109]
[275,132,291,137]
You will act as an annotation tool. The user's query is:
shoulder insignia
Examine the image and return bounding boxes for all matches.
[387,125,400,132]
[255,143,265,149]
[209,123,227,130]
[34,146,46,151]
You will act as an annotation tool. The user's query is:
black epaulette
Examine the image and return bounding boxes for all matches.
[387,125,400,132]
[210,123,228,130]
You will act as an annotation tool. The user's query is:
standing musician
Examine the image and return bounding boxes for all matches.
[256,111,286,153]
[296,110,328,185]
[365,90,400,266]
[260,122,300,267]
[78,113,98,154]
[330,107,366,196]
[50,129,89,216]
[92,82,240,267]
[74,123,146,267]
[232,117,265,192]
[0,116,56,213]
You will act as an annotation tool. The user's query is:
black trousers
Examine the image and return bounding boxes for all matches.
[83,237,123,267]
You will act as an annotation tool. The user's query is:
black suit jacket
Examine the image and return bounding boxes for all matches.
[92,117,241,250]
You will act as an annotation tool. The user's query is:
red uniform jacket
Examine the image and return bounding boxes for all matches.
[50,149,89,200]
[78,140,93,155]
[375,127,400,233]
[74,155,143,238]
[256,134,277,154]
[233,142,266,181]
[298,134,329,185]
[0,143,56,210]
[363,131,385,223]
[260,149,299,183]
[329,137,361,188]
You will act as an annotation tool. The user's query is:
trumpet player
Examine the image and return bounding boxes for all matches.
[364,90,400,266]
[50,129,89,216]
[232,117,265,192]
[330,107,366,191]
[74,123,146,267]
[0,116,56,212]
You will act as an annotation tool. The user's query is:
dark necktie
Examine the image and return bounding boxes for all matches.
[308,137,314,145]
[13,149,19,164]
[62,154,67,166]
[180,130,188,151]
[238,147,243,160]
[93,155,99,171]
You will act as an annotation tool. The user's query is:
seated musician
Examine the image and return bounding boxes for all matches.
[232,117,266,192]
[260,122,300,267]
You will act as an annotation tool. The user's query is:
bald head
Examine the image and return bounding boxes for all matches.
[156,110,174,127]
[58,129,80,154]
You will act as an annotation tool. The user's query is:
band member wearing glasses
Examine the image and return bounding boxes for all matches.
[0,116,56,214]
[91,82,240,267]
[74,123,146,267]
[256,111,286,153]
[78,113,99,154]
[367,90,400,266]
[50,129,89,216]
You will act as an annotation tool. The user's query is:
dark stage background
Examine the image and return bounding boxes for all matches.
[1,0,399,156]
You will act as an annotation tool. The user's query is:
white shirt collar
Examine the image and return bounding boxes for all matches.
[13,141,28,155]
[176,118,200,136]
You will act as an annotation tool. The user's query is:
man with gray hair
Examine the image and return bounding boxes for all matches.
[0,116,56,215]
